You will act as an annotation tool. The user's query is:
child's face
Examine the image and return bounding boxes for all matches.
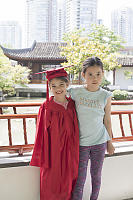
[49,78,69,100]
[82,65,104,91]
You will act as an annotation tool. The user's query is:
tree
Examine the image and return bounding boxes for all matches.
[0,48,31,95]
[88,24,125,53]
[124,70,133,80]
[60,25,124,76]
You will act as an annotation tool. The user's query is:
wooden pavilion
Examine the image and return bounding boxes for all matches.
[0,41,67,83]
[1,41,133,88]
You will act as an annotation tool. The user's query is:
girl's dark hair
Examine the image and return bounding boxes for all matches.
[82,57,103,73]
[49,76,69,83]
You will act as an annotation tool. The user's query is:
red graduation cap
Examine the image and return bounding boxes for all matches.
[35,67,70,102]
[46,67,68,81]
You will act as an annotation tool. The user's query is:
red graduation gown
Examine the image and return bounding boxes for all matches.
[30,96,79,200]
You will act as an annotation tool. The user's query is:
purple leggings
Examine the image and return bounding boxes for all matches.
[72,143,106,200]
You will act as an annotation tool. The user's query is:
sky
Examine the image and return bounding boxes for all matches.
[0,0,133,35]
[97,0,133,27]
[0,0,26,27]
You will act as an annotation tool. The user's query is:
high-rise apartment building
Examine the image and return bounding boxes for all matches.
[65,0,97,34]
[111,7,133,46]
[26,0,98,45]
[0,21,22,48]
[56,0,66,41]
[26,0,57,46]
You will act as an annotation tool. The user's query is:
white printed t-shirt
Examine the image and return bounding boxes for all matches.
[68,86,111,146]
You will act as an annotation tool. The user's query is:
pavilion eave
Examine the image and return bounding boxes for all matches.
[4,53,67,64]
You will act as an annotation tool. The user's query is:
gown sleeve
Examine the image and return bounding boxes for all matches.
[30,102,51,168]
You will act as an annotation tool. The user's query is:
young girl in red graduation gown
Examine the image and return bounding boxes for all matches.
[30,68,79,200]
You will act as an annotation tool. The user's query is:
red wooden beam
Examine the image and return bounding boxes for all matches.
[0,114,37,119]
[112,136,133,142]
[111,101,133,105]
[0,144,34,155]
[111,110,133,115]
[0,102,41,107]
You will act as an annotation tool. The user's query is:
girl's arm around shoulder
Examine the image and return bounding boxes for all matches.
[67,87,75,100]
[104,96,115,155]
[67,86,83,100]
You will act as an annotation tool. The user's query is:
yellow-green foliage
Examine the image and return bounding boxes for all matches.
[124,70,133,79]
[61,25,124,75]
[0,48,31,95]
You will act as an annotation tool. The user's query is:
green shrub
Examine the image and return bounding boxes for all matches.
[112,90,128,100]
[100,77,111,90]
[0,47,31,96]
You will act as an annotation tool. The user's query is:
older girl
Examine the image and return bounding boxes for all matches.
[69,57,115,200]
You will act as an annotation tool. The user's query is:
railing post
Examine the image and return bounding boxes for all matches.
[8,119,12,146]
[23,118,28,145]
[0,101,133,153]
[0,108,2,114]
[129,114,133,135]
[119,114,125,137]
[13,107,17,114]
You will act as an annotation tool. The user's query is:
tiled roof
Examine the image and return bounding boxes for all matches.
[117,56,133,66]
[0,41,67,62]
[1,41,133,66]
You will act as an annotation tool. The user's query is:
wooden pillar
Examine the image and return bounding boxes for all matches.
[32,63,42,83]
[27,62,33,83]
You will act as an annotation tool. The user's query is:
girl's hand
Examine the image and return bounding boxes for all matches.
[107,141,115,155]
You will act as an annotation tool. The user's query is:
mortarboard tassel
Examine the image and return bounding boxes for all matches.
[46,80,49,103]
